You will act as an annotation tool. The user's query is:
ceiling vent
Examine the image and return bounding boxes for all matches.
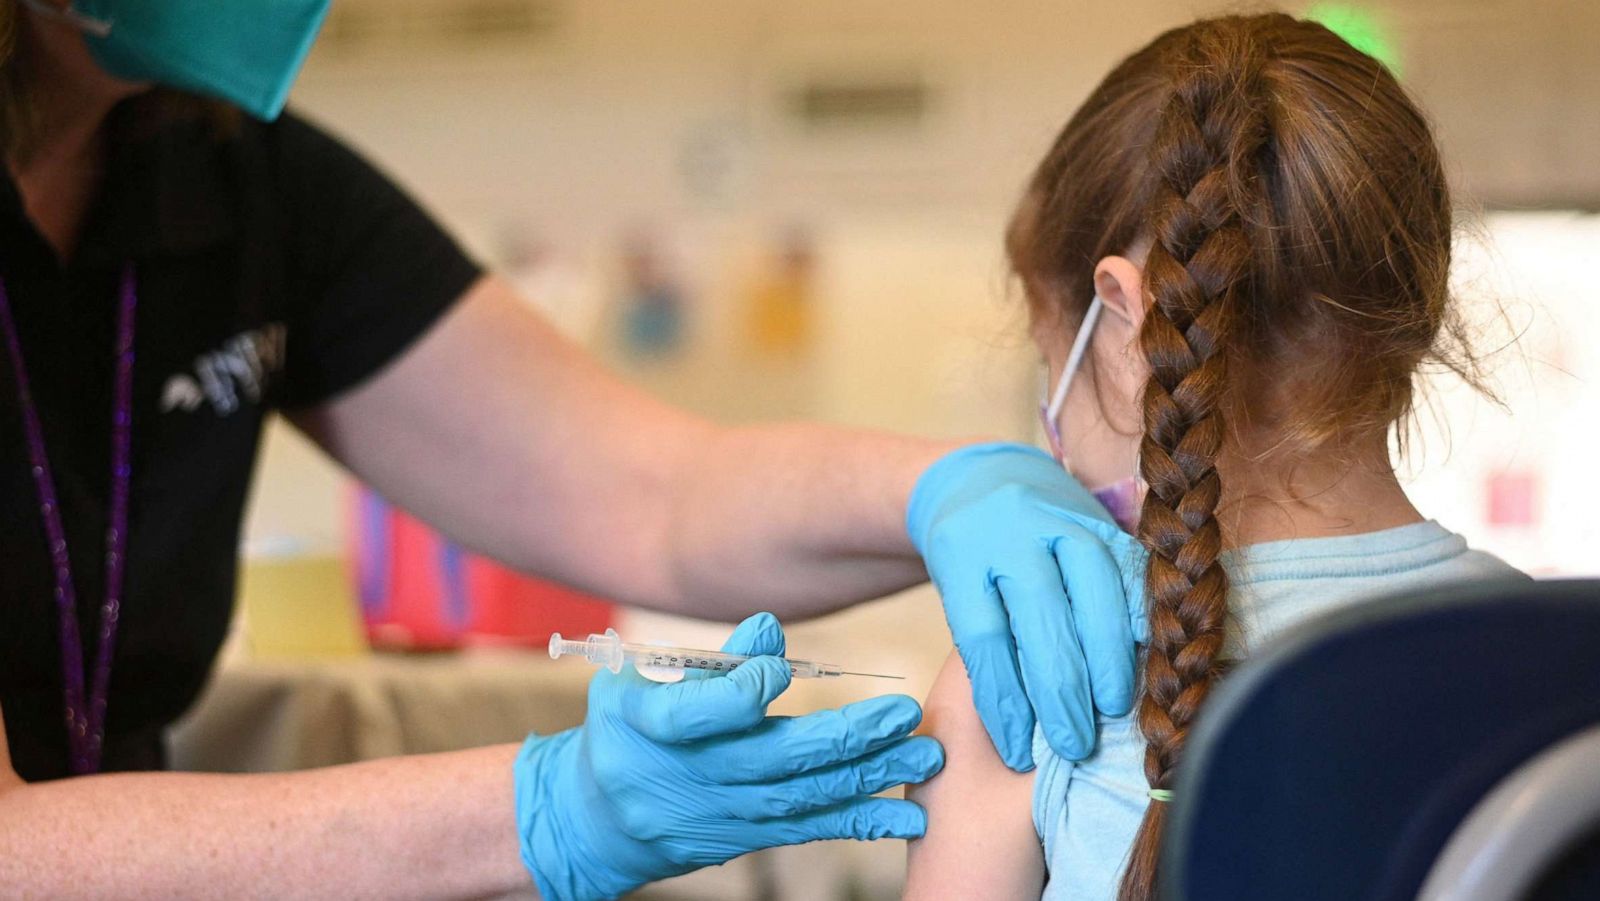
[319,0,564,53]
[783,77,933,131]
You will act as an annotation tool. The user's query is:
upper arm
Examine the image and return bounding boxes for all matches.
[264,115,710,608]
[291,276,715,604]
[905,651,1045,900]
[269,111,484,409]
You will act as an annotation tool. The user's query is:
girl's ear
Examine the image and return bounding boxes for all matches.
[1093,256,1146,335]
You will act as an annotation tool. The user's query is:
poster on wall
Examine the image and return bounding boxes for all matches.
[615,230,689,362]
[743,226,817,360]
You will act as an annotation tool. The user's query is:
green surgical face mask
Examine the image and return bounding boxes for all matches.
[22,0,331,121]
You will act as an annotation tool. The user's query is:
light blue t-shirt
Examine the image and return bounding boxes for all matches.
[1031,520,1525,900]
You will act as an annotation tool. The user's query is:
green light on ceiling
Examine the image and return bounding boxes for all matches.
[1306,2,1402,73]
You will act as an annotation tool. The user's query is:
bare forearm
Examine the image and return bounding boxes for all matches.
[661,422,961,621]
[0,745,533,900]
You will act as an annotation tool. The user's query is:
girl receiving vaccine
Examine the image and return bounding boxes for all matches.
[906,13,1524,901]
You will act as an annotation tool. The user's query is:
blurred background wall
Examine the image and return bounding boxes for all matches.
[244,0,1600,616]
[208,1,1599,895]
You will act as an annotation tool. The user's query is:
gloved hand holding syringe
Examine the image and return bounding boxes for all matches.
[550,628,903,679]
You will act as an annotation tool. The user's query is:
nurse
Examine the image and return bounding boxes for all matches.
[0,2,1135,898]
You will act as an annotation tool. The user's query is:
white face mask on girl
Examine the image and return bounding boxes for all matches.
[1039,295,1145,533]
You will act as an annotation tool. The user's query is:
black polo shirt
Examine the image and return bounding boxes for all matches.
[0,97,481,781]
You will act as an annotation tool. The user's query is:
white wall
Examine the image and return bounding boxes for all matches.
[1404,212,1600,576]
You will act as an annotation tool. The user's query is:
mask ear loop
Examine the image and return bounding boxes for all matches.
[1045,295,1105,426]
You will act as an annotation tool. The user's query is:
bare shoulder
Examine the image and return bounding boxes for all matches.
[904,651,1045,900]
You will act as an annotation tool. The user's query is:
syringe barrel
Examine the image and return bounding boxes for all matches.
[626,646,749,674]
[623,646,843,678]
[551,633,849,679]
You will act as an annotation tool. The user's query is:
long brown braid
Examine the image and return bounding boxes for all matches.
[1005,12,1481,900]
[1116,21,1268,901]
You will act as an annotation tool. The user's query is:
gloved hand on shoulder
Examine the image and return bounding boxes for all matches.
[908,442,1146,771]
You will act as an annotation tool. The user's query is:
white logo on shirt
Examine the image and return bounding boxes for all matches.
[161,323,286,415]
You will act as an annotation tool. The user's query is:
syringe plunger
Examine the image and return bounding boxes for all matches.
[549,629,626,672]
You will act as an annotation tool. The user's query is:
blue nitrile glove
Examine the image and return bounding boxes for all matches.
[907,442,1147,771]
[514,612,944,901]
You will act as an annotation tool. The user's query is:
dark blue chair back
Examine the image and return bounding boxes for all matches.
[1161,578,1600,901]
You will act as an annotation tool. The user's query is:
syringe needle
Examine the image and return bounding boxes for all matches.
[841,671,905,679]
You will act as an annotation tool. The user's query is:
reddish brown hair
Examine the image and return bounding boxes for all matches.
[1006,13,1476,899]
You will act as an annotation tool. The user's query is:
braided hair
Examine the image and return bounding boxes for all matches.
[1005,13,1479,899]
[1118,21,1267,900]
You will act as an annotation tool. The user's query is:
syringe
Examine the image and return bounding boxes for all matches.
[549,629,902,679]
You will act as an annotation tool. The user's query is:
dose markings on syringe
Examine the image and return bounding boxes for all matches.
[639,652,741,671]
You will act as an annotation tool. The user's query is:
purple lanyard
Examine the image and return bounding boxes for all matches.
[0,265,135,776]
